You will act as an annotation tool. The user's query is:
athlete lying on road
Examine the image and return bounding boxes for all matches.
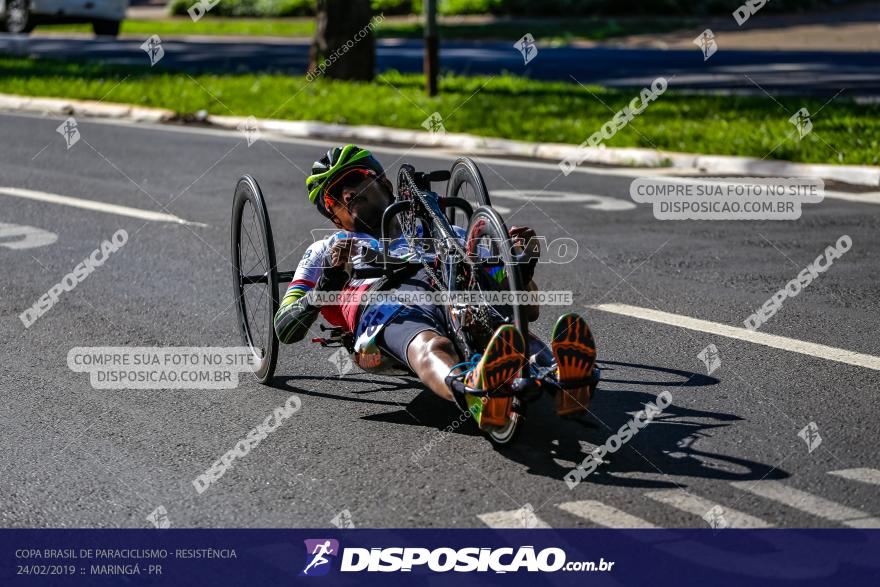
[273,144,597,430]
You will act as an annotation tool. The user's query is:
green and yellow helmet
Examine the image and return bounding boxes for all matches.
[306,144,386,219]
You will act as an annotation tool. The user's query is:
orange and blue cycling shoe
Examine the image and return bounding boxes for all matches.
[449,324,527,429]
[551,313,597,416]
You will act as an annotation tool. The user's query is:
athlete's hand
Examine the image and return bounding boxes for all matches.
[319,239,356,291]
[509,226,540,320]
[508,226,540,260]
[327,238,356,269]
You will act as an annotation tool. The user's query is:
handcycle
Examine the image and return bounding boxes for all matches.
[230,157,600,445]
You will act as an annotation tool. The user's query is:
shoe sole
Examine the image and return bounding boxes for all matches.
[466,324,526,428]
[551,313,597,416]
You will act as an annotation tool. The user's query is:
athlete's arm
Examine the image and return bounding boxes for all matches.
[508,225,541,321]
[508,225,539,283]
[273,239,353,344]
[454,223,541,320]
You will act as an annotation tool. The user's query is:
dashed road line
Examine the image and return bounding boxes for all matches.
[556,500,656,528]
[477,509,551,529]
[731,481,880,528]
[591,303,880,372]
[0,222,58,249]
[476,472,880,528]
[606,173,880,206]
[645,490,773,528]
[819,191,880,205]
[0,187,206,226]
[828,468,880,486]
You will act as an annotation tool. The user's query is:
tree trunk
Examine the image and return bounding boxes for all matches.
[309,0,375,82]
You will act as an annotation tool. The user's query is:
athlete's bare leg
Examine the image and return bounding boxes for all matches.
[406,330,459,402]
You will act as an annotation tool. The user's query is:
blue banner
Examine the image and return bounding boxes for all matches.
[1,529,878,585]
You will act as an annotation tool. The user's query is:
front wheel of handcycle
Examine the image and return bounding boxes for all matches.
[231,175,279,384]
[445,157,490,227]
[486,400,525,447]
[460,206,530,446]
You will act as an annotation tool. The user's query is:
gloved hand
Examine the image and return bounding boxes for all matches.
[508,226,540,284]
[320,238,356,290]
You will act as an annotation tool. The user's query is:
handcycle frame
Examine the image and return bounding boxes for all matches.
[231,157,599,443]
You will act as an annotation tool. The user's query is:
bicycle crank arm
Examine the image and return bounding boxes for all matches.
[444,374,515,398]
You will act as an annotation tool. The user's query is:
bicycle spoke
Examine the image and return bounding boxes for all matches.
[243,205,263,268]
[242,275,273,317]
[239,207,266,351]
[244,203,261,266]
[253,288,269,350]
[246,286,265,351]
[243,239,269,276]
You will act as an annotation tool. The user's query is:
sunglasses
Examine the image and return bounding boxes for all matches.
[323,169,380,220]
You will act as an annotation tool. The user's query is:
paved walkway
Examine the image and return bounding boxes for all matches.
[122,3,880,52]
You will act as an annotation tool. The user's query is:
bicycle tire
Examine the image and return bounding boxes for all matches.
[463,206,528,343]
[445,157,491,226]
[460,206,529,446]
[230,175,280,384]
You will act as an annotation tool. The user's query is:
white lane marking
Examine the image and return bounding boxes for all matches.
[11,112,880,204]
[591,303,880,372]
[828,468,880,486]
[491,189,636,211]
[645,490,773,528]
[557,500,656,528]
[477,509,551,529]
[0,222,58,249]
[731,481,880,528]
[610,173,880,206]
[0,187,206,226]
[6,112,878,204]
[819,191,880,205]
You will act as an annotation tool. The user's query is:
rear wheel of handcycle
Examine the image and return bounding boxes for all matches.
[461,206,529,446]
[231,175,279,384]
[445,157,491,227]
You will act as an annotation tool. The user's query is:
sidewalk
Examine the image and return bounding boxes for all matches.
[127,6,168,20]
[2,92,878,187]
[119,3,880,52]
[598,14,880,52]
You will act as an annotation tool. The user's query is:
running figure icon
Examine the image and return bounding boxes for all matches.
[301,539,339,576]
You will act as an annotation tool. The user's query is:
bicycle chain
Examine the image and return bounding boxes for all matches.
[397,168,452,291]
[397,168,476,356]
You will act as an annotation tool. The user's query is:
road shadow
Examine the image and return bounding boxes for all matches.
[353,359,789,488]
[270,373,421,408]
[272,359,789,488]
[495,360,790,488]
[270,371,485,436]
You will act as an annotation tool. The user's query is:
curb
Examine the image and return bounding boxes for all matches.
[0,93,174,123]
[3,92,878,187]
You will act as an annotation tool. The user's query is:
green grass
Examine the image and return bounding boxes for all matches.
[36,18,316,38]
[1,56,876,165]
[34,16,692,42]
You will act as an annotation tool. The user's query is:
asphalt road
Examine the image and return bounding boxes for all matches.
[1,34,877,96]
[1,111,879,530]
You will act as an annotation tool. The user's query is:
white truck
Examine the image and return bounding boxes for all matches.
[1,0,127,36]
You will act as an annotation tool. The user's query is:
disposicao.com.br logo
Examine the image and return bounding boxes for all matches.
[300,540,614,575]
